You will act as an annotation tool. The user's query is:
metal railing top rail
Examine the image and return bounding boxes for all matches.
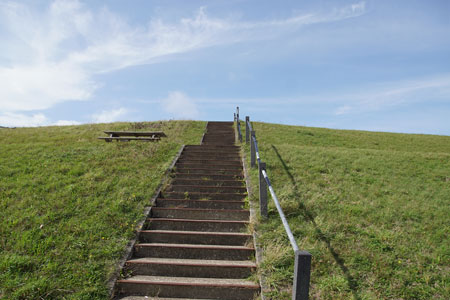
[253,134,261,163]
[246,118,253,132]
[262,169,299,252]
[238,109,311,300]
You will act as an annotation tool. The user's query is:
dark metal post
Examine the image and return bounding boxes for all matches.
[250,131,256,167]
[259,162,268,218]
[234,113,236,122]
[245,116,250,143]
[292,251,312,300]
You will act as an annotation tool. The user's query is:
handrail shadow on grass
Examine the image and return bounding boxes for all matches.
[271,145,362,300]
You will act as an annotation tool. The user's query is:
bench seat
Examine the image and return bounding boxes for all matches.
[103,131,167,137]
[98,137,161,142]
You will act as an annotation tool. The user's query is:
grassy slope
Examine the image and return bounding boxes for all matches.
[243,122,449,300]
[0,121,205,300]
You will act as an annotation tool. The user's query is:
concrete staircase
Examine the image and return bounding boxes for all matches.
[115,122,260,300]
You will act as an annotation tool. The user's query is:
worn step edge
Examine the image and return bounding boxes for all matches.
[147,218,248,225]
[160,192,247,200]
[167,185,247,191]
[117,275,259,288]
[140,230,251,238]
[135,243,254,251]
[171,179,245,186]
[172,173,244,179]
[126,257,256,268]
[156,198,245,207]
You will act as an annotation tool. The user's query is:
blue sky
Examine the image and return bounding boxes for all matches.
[0,0,449,135]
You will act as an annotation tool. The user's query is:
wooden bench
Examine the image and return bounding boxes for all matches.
[98,131,167,142]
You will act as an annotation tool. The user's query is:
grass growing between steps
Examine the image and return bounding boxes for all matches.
[242,122,450,300]
[0,121,205,300]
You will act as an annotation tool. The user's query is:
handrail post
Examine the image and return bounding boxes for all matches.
[292,251,312,300]
[245,116,250,143]
[250,131,256,168]
[239,123,243,143]
[259,162,268,218]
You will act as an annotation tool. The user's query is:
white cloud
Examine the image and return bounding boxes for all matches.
[161,91,199,119]
[91,107,129,123]
[0,0,366,113]
[0,112,49,127]
[53,120,80,126]
[0,112,83,127]
[332,74,450,115]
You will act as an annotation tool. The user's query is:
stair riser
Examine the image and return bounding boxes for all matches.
[181,150,240,156]
[161,192,246,201]
[151,208,249,221]
[185,145,239,149]
[156,199,245,210]
[167,186,247,194]
[180,154,240,160]
[134,245,253,260]
[177,159,242,166]
[171,179,244,187]
[116,282,258,299]
[172,168,243,175]
[202,139,236,144]
[139,232,250,246]
[172,174,244,181]
[125,263,254,278]
[176,163,242,170]
[146,220,247,232]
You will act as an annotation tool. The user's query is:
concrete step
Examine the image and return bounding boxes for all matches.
[133,243,254,260]
[172,168,243,176]
[125,257,256,278]
[118,297,216,300]
[116,275,259,299]
[167,185,247,194]
[180,154,240,161]
[146,218,248,232]
[171,179,244,187]
[139,230,251,245]
[156,198,245,210]
[181,149,240,155]
[184,145,239,151]
[202,139,236,144]
[161,192,247,201]
[151,207,249,221]
[176,162,242,170]
[172,173,244,181]
[177,158,242,166]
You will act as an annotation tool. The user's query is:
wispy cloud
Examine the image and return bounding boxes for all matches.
[161,91,199,119]
[0,112,48,127]
[91,107,129,123]
[0,111,84,127]
[332,74,450,115]
[0,0,367,114]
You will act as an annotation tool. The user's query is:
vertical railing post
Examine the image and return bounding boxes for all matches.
[259,162,268,218]
[245,116,250,143]
[292,251,312,300]
[250,131,256,168]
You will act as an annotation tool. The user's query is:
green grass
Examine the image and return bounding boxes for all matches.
[0,121,205,299]
[242,122,450,300]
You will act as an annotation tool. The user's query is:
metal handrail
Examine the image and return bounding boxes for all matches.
[262,169,299,252]
[253,135,261,163]
[237,122,242,142]
[242,112,311,300]
[247,119,253,132]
